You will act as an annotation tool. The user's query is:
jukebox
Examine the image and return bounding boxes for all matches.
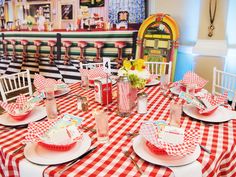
[136,13,179,81]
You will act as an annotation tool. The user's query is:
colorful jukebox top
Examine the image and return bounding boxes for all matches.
[136,13,179,81]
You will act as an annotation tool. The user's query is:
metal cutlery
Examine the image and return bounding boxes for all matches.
[13,144,26,154]
[199,144,211,154]
[82,126,96,133]
[59,146,97,174]
[123,150,144,175]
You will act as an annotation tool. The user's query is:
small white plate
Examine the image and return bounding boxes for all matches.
[24,133,91,165]
[54,88,71,98]
[0,106,47,126]
[133,135,201,167]
[146,80,160,87]
[183,104,236,123]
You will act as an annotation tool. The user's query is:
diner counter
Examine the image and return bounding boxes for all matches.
[0,30,137,83]
[0,29,137,59]
[0,82,236,177]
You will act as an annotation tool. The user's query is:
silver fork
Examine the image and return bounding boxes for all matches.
[123,150,144,175]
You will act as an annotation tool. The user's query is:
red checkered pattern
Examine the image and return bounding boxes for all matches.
[34,74,64,92]
[23,120,56,143]
[182,72,208,88]
[0,83,236,177]
[0,95,28,114]
[140,122,200,156]
[15,94,28,107]
[199,92,228,114]
[80,67,107,80]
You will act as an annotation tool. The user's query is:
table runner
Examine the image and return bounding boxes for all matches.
[0,82,236,177]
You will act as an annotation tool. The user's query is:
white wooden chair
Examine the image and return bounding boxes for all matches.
[79,62,103,70]
[145,61,172,82]
[212,67,236,109]
[0,70,33,103]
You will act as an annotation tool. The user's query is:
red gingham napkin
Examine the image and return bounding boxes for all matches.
[198,92,228,114]
[80,67,107,80]
[23,120,56,143]
[0,95,29,115]
[34,74,64,92]
[140,122,200,156]
[181,72,208,88]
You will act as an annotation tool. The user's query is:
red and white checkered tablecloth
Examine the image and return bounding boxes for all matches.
[0,82,236,177]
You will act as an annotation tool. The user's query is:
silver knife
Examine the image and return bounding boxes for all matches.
[59,146,97,174]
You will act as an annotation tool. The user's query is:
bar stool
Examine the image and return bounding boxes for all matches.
[94,41,104,62]
[33,40,42,62]
[48,40,56,64]
[62,41,72,65]
[77,41,87,62]
[115,41,126,68]
[10,39,17,60]
[20,40,29,61]
[2,39,9,59]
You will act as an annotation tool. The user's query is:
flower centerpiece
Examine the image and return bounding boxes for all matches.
[118,58,150,89]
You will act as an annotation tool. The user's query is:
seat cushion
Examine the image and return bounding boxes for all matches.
[63,41,72,47]
[20,40,29,45]
[34,40,42,46]
[77,41,88,48]
[48,40,56,46]
[115,41,126,48]
[94,41,104,48]
[10,40,16,45]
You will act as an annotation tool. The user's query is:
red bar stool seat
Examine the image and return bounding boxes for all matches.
[77,41,87,62]
[10,39,17,60]
[62,41,72,65]
[20,40,29,61]
[2,39,9,59]
[115,41,126,68]
[94,41,104,62]
[48,40,56,64]
[34,40,42,62]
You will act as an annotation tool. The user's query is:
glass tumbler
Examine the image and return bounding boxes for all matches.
[160,74,169,94]
[169,101,182,127]
[45,86,58,121]
[93,109,109,143]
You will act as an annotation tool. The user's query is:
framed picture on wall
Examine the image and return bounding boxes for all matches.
[80,0,104,8]
[61,4,73,20]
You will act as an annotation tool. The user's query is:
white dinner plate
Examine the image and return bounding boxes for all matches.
[24,133,91,165]
[146,79,160,87]
[133,135,201,167]
[183,104,236,123]
[0,106,47,126]
[54,87,71,98]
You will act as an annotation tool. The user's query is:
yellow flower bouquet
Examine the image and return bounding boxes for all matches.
[118,59,150,89]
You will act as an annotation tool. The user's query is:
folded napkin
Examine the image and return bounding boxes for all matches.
[23,114,83,144]
[0,94,32,115]
[140,121,200,156]
[169,160,202,177]
[34,74,65,92]
[181,72,208,88]
[179,91,228,114]
[80,67,107,80]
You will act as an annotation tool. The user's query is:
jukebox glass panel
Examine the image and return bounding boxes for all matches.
[143,22,172,63]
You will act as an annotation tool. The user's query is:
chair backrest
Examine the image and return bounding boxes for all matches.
[79,61,118,74]
[79,62,103,70]
[0,70,33,103]
[212,67,236,101]
[145,61,172,82]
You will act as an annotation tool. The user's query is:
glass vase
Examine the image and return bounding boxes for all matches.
[117,76,137,117]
